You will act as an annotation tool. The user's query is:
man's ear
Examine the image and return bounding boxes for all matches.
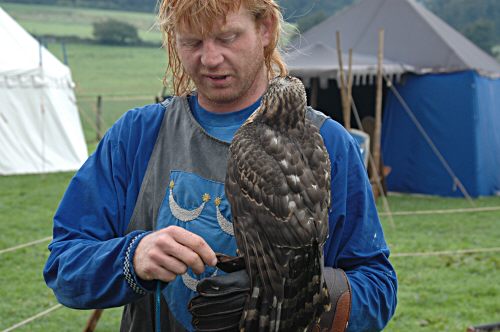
[259,15,275,48]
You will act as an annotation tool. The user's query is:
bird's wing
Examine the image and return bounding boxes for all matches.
[227,122,330,244]
[225,122,330,290]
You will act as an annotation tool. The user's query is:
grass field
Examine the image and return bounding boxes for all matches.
[50,41,167,146]
[1,2,162,43]
[46,42,167,143]
[1,3,500,332]
[1,172,499,331]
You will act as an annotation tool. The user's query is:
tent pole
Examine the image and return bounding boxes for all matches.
[61,40,69,65]
[372,29,385,198]
[310,78,319,108]
[38,39,47,174]
[335,31,349,128]
[345,49,353,130]
[351,97,395,228]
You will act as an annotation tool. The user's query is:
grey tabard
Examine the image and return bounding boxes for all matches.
[120,96,328,332]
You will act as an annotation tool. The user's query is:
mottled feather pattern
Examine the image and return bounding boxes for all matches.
[225,76,331,331]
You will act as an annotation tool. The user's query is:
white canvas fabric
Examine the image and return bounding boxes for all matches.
[284,42,413,88]
[0,7,87,175]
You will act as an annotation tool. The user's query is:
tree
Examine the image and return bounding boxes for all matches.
[493,45,500,63]
[463,19,496,54]
[419,0,499,55]
[92,19,140,45]
[297,11,327,33]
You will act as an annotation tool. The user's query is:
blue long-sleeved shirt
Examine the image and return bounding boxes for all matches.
[44,100,397,331]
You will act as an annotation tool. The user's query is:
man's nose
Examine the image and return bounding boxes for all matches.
[200,41,224,68]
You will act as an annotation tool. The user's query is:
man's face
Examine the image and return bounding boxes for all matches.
[175,6,272,112]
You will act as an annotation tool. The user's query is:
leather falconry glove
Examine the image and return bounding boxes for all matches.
[188,254,249,332]
[188,254,351,332]
[314,268,352,332]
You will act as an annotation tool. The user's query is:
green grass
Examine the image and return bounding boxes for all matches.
[378,197,500,331]
[1,2,162,43]
[47,43,166,97]
[45,42,167,144]
[0,173,72,248]
[47,42,167,143]
[1,172,499,331]
[48,44,166,143]
[387,253,499,331]
[0,172,124,331]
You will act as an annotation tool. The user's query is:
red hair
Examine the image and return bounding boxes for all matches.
[158,0,288,95]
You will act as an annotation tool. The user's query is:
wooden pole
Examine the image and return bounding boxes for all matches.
[96,95,102,141]
[467,322,500,332]
[83,309,103,332]
[335,31,349,127]
[310,78,319,108]
[345,49,354,130]
[372,29,385,198]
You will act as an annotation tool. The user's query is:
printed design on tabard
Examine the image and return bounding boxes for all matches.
[215,196,234,236]
[156,170,239,331]
[181,269,219,291]
[168,180,211,222]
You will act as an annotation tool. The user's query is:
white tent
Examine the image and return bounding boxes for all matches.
[0,7,87,175]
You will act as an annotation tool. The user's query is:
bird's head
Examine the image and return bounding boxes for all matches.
[255,76,307,130]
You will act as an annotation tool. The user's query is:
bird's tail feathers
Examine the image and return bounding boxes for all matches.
[241,241,329,331]
[279,244,330,331]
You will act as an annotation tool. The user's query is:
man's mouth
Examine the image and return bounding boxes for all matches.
[205,74,229,81]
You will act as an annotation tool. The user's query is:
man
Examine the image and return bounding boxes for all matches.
[44,0,397,331]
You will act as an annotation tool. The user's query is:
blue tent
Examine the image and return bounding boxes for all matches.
[288,0,500,197]
[383,72,500,197]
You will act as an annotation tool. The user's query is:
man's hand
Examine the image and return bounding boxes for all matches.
[133,226,217,282]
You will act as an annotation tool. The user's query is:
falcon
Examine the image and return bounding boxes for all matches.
[225,76,332,331]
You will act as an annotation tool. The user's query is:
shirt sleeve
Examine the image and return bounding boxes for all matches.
[320,119,398,332]
[43,105,163,309]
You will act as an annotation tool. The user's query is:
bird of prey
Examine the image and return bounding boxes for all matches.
[225,76,332,331]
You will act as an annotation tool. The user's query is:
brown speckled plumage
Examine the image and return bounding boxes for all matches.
[225,76,332,331]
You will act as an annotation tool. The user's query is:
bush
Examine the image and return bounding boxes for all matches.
[492,45,500,62]
[463,19,496,54]
[92,19,141,45]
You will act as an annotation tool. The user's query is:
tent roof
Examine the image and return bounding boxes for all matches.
[290,0,500,75]
[284,42,413,87]
[0,6,72,87]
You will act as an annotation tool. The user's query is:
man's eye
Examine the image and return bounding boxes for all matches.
[219,33,237,43]
[182,40,201,47]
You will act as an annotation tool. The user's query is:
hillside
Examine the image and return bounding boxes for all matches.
[1,0,499,55]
